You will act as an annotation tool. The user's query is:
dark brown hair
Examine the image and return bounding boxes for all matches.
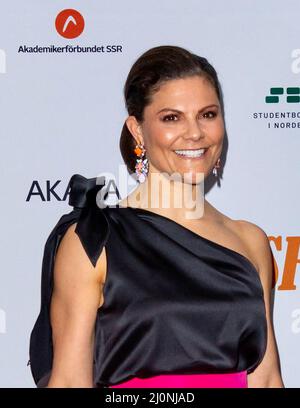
[120,45,224,175]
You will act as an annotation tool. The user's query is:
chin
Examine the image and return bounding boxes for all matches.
[181,171,205,185]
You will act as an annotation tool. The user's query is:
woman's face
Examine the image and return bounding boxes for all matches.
[127,75,225,184]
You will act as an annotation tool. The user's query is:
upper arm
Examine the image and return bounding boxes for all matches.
[47,222,106,388]
[239,221,285,388]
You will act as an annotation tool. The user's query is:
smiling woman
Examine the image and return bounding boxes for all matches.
[125,75,225,187]
[29,45,284,388]
[120,48,225,186]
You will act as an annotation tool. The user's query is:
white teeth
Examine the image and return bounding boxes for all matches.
[174,148,206,157]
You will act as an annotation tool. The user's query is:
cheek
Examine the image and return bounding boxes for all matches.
[146,123,179,149]
[208,119,224,142]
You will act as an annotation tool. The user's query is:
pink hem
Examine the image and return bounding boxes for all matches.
[109,371,248,388]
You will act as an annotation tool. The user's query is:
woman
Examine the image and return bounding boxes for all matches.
[29,45,284,388]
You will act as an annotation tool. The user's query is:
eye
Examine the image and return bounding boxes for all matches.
[203,111,217,119]
[162,114,178,122]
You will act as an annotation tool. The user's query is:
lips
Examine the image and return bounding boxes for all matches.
[174,148,208,158]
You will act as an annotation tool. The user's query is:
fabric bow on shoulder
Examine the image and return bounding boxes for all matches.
[29,173,110,387]
[68,173,110,267]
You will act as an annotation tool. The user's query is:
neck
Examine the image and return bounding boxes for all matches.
[127,171,207,222]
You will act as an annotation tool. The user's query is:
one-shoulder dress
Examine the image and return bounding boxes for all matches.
[29,174,268,388]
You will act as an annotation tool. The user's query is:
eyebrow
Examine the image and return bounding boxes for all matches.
[156,104,219,115]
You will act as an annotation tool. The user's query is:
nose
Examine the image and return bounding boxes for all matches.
[183,117,204,141]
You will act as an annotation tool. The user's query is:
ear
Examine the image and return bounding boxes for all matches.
[125,116,144,146]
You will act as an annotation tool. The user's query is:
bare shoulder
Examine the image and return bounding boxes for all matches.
[214,204,273,277]
[235,219,268,240]
[233,219,273,277]
[235,219,271,253]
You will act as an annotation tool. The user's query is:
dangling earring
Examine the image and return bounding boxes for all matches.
[213,158,221,177]
[134,143,149,183]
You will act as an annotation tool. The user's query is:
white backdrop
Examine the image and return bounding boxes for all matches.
[0,0,299,387]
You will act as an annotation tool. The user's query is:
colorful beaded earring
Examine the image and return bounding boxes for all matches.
[212,158,221,177]
[134,143,149,183]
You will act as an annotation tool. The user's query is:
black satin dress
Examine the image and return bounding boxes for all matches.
[29,174,268,388]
